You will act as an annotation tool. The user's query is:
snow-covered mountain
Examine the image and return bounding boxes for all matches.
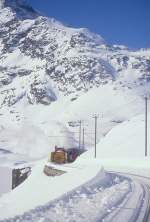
[0,0,150,162]
[0,0,149,107]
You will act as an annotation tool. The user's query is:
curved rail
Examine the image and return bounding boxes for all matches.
[107,171,150,222]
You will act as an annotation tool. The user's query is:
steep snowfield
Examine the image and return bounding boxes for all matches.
[78,112,150,179]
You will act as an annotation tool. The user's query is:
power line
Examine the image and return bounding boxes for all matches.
[103,98,141,116]
[48,97,149,154]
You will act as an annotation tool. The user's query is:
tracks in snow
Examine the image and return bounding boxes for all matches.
[0,173,131,222]
[1,172,150,222]
[105,172,150,222]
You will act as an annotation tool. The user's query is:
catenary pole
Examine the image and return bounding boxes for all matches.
[145,96,148,156]
[82,127,85,150]
[79,120,82,151]
[93,114,99,158]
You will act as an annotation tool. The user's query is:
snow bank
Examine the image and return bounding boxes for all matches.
[0,167,12,196]
[10,178,130,222]
[0,159,105,219]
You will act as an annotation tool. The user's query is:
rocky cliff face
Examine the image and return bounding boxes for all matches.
[0,0,150,113]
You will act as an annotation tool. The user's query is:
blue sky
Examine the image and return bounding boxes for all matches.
[30,0,150,49]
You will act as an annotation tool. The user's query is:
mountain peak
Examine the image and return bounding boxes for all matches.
[0,0,37,18]
[0,0,5,9]
[0,0,32,10]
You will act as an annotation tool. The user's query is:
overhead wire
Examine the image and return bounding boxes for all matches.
[47,98,149,146]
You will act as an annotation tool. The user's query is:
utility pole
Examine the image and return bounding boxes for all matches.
[79,120,82,151]
[93,114,99,158]
[145,96,148,157]
[82,127,85,150]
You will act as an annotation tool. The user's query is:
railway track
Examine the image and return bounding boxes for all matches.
[106,172,150,222]
[143,184,150,222]
[1,171,150,222]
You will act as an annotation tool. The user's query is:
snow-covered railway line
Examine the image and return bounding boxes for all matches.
[106,172,150,222]
[1,172,150,222]
[142,184,150,222]
[0,173,131,222]
[130,178,150,222]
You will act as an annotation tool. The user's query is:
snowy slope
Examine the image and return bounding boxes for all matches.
[81,112,150,159]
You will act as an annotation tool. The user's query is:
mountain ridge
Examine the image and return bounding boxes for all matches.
[0,0,32,9]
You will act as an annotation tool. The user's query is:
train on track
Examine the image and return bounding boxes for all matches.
[50,146,82,164]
